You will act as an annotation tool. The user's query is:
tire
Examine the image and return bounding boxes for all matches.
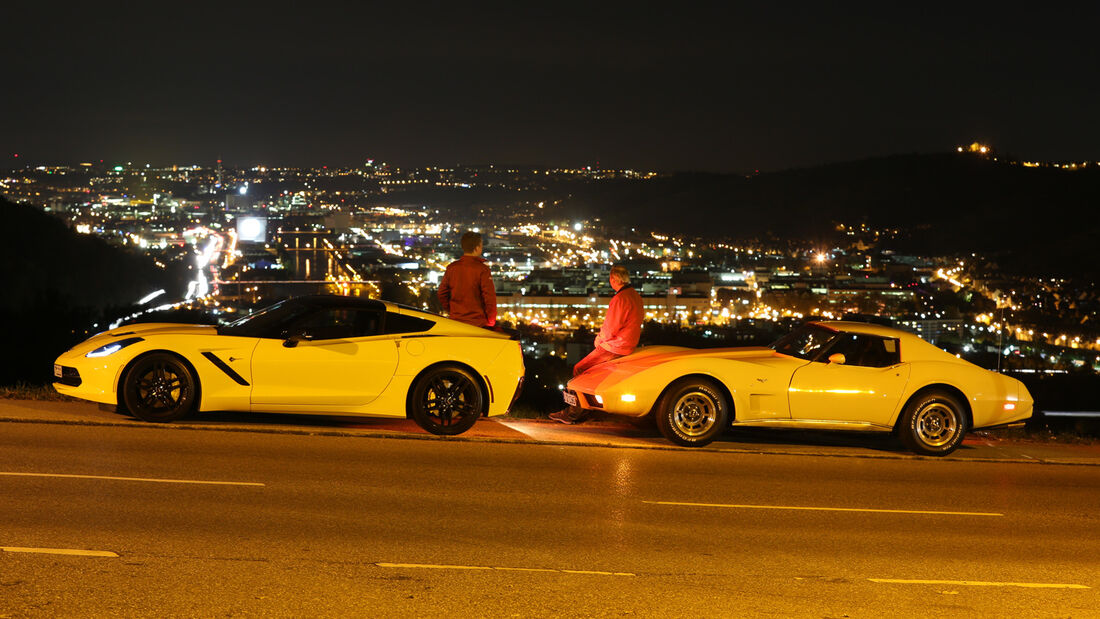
[898,390,968,456]
[121,353,198,423]
[409,365,484,436]
[655,379,729,447]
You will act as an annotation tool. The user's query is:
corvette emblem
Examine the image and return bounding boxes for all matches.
[755,377,767,382]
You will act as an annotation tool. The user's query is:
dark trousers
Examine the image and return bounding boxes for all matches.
[573,347,622,377]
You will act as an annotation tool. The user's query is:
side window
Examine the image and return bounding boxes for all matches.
[822,334,901,368]
[383,312,435,335]
[878,338,901,366]
[288,308,383,340]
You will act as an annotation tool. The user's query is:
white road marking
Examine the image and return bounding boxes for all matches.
[0,471,264,487]
[2,546,118,558]
[376,562,634,576]
[870,578,1090,589]
[644,500,1003,517]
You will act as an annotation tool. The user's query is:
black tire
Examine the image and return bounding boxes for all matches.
[121,353,197,423]
[409,365,484,436]
[655,379,729,447]
[898,390,968,456]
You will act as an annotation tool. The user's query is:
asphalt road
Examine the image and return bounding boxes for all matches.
[2,421,1098,618]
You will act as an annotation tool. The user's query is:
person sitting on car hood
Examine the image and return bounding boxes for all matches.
[550,264,643,424]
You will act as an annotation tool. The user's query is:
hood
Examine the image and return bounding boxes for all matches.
[62,323,218,357]
[96,323,219,339]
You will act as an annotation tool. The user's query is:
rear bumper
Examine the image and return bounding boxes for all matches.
[504,376,524,415]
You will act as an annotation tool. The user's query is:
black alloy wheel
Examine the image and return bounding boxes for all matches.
[121,353,197,422]
[655,379,729,447]
[410,365,484,435]
[897,390,968,456]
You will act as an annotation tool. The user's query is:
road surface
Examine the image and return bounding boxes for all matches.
[1,418,1097,617]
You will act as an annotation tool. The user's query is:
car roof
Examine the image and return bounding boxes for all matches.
[814,320,912,339]
[288,295,388,311]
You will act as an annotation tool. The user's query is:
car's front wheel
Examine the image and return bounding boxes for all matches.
[898,390,968,456]
[409,365,484,435]
[656,379,729,447]
[121,353,197,423]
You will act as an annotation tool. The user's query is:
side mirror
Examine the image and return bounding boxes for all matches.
[827,353,846,365]
[282,333,313,348]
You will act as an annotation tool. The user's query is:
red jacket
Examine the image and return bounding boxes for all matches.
[595,284,643,355]
[438,255,497,327]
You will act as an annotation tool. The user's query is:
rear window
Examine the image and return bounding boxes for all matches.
[383,312,435,335]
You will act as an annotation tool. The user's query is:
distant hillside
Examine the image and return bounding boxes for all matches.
[0,198,177,383]
[559,154,1100,276]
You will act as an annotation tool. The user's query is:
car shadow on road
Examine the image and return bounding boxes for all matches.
[183,410,429,433]
[716,427,914,454]
[586,413,915,454]
[179,410,531,440]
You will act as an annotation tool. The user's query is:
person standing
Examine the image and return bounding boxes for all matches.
[550,264,643,424]
[438,232,497,328]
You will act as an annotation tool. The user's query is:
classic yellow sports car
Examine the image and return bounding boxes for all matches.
[564,321,1032,455]
[54,295,524,435]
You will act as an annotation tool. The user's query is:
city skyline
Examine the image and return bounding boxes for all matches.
[5,4,1098,172]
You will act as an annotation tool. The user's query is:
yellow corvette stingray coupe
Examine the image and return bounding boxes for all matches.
[565,321,1032,455]
[53,295,524,435]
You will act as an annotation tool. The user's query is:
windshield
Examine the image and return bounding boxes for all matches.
[218,299,312,338]
[770,323,839,361]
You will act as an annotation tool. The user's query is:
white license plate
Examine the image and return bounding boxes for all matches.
[54,364,63,378]
[562,391,578,407]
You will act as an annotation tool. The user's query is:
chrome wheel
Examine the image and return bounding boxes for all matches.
[671,391,719,437]
[656,380,729,447]
[898,390,968,456]
[913,401,960,447]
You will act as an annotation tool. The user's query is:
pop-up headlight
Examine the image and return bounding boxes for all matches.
[85,337,144,358]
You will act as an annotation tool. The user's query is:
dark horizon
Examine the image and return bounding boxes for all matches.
[5,3,1099,173]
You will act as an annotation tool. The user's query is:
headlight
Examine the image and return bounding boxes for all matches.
[85,337,144,358]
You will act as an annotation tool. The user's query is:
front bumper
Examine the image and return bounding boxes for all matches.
[563,386,650,417]
[53,364,82,387]
[51,353,121,405]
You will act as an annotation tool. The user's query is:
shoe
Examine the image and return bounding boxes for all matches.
[548,410,575,425]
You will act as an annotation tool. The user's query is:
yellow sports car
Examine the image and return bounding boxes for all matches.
[53,295,525,435]
[564,321,1032,455]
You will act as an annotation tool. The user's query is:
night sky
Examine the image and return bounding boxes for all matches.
[5,3,1098,172]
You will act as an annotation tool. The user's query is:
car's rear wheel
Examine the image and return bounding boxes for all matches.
[656,379,729,447]
[410,365,484,435]
[121,353,197,423]
[898,390,968,456]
